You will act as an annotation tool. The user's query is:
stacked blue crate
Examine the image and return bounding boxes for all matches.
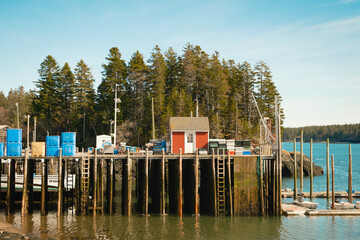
[6,129,22,156]
[153,140,166,153]
[0,143,4,157]
[61,132,76,156]
[46,136,60,156]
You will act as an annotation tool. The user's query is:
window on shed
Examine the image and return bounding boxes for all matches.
[187,133,193,143]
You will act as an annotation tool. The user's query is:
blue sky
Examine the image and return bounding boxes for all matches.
[0,0,359,127]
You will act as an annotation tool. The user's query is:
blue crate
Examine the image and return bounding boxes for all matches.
[161,140,166,146]
[46,136,60,147]
[61,132,76,144]
[61,144,76,156]
[7,129,22,143]
[243,151,251,155]
[46,146,59,157]
[0,143,4,157]
[7,142,22,156]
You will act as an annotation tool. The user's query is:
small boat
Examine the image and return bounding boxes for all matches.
[294,200,319,209]
[355,201,360,209]
[332,202,355,210]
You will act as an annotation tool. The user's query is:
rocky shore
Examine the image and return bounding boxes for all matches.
[282,149,324,177]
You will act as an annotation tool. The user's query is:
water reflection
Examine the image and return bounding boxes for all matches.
[5,210,360,239]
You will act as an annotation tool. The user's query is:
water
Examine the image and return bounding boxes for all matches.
[1,142,360,239]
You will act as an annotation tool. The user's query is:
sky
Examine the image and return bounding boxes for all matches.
[0,0,359,127]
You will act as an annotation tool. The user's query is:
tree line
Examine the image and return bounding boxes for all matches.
[283,124,360,143]
[0,44,283,147]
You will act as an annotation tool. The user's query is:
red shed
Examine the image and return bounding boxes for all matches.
[170,117,209,154]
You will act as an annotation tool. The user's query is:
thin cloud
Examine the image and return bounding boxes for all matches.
[337,0,359,4]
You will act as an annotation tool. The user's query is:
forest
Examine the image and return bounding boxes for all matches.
[283,124,360,143]
[0,44,282,147]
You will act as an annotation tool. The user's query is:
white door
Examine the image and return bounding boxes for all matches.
[185,131,195,153]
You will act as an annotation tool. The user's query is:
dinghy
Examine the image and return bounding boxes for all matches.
[294,200,319,209]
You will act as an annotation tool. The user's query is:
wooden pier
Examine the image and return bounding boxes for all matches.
[0,150,281,217]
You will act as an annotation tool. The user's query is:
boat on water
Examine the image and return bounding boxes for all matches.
[294,200,319,209]
[355,201,360,209]
[332,201,355,210]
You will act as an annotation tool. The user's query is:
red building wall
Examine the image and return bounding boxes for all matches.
[172,132,185,154]
[196,132,208,150]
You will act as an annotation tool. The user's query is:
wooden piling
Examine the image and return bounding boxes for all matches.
[93,151,98,216]
[225,151,233,216]
[41,158,48,215]
[57,149,64,216]
[331,154,335,210]
[75,158,81,215]
[178,149,183,216]
[194,149,199,216]
[310,138,313,200]
[21,149,29,216]
[107,159,114,215]
[212,148,217,216]
[138,149,149,215]
[300,130,303,193]
[326,138,330,198]
[160,149,166,215]
[101,158,104,214]
[293,138,297,199]
[348,145,352,203]
[7,159,15,215]
[122,150,132,216]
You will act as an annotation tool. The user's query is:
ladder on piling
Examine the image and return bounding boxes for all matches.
[217,152,226,216]
[81,155,90,215]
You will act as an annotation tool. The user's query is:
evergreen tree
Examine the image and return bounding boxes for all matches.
[148,45,167,138]
[97,47,128,135]
[74,59,95,146]
[58,62,75,131]
[32,55,61,134]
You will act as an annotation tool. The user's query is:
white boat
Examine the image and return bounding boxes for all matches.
[356,201,360,209]
[333,202,355,210]
[294,200,319,209]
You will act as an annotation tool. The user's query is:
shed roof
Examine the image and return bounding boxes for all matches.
[170,117,209,131]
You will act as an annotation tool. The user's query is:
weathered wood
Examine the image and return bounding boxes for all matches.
[122,150,132,216]
[300,130,303,193]
[348,145,353,203]
[107,159,114,215]
[233,156,260,215]
[310,138,313,200]
[160,149,166,215]
[326,138,330,198]
[41,158,48,215]
[138,149,148,215]
[293,138,297,199]
[93,151,98,216]
[194,149,199,216]
[101,158,104,214]
[7,159,15,215]
[75,158,81,215]
[331,154,335,210]
[225,151,233,216]
[21,149,29,216]
[57,149,64,216]
[178,149,182,216]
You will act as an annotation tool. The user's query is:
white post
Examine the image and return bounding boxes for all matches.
[27,115,30,148]
[16,102,19,129]
[114,84,120,146]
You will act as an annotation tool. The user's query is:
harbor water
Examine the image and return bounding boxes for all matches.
[0,143,359,239]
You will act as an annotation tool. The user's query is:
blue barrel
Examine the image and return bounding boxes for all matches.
[7,142,22,156]
[243,151,251,155]
[62,144,76,156]
[7,129,22,143]
[61,132,76,144]
[0,143,4,157]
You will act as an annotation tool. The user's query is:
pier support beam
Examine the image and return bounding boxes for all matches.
[41,158,48,215]
[7,159,15,215]
[225,152,233,216]
[169,149,182,216]
[200,149,217,216]
[107,159,114,215]
[122,150,132,216]
[57,149,64,216]
[21,149,30,216]
[138,149,149,215]
[93,151,98,216]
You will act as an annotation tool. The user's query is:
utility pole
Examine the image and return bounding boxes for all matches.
[27,115,30,149]
[114,84,120,146]
[16,102,19,129]
[33,117,37,142]
[152,98,155,140]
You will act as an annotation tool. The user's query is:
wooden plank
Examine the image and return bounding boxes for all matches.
[57,149,63,216]
[7,159,15,214]
[21,149,29,216]
[41,158,48,215]
[93,151,98,216]
[160,149,166,215]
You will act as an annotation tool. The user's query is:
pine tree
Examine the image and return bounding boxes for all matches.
[148,45,167,138]
[74,59,95,147]
[97,47,128,135]
[32,55,61,134]
[58,62,75,131]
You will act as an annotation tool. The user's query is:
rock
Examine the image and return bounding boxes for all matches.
[281,149,324,177]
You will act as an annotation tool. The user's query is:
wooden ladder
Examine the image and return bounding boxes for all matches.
[217,151,226,216]
[81,155,90,215]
